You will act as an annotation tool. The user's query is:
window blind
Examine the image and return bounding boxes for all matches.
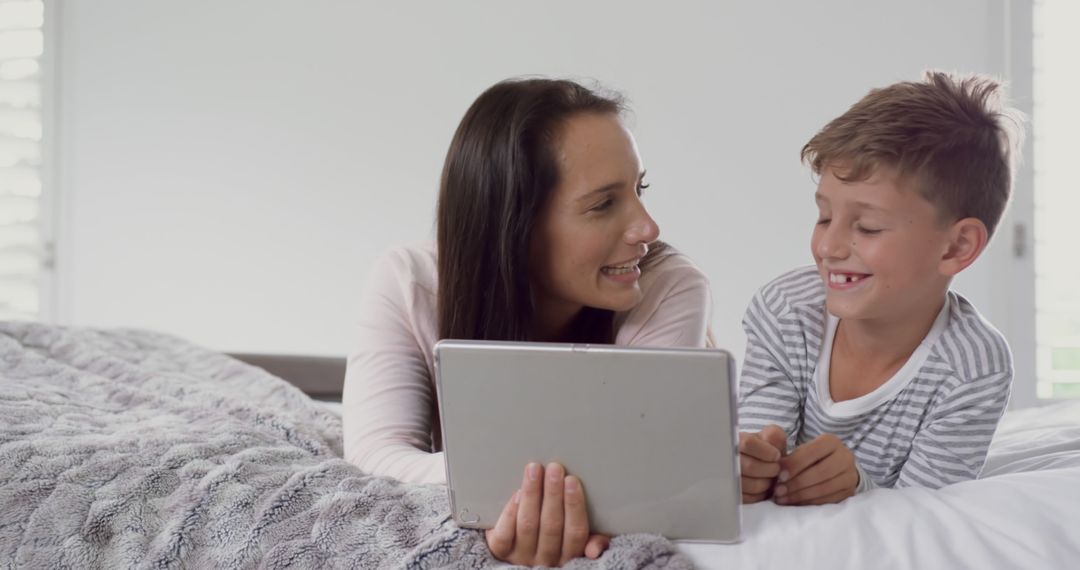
[0,0,45,321]
[1033,0,1080,398]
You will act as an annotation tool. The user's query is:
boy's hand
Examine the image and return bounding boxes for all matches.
[774,434,859,505]
[738,424,788,503]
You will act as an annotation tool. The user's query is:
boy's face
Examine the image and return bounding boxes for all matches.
[811,165,953,322]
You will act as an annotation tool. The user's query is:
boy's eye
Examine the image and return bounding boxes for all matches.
[816,217,831,226]
[856,225,882,235]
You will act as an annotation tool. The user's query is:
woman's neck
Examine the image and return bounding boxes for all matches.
[532,297,583,342]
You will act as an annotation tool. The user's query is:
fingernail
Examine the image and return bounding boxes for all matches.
[528,463,541,481]
[547,463,563,482]
[775,485,787,496]
[778,470,789,483]
[565,476,578,493]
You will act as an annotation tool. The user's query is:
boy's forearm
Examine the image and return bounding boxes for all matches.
[737,373,802,443]
[897,370,1011,489]
[738,343,802,439]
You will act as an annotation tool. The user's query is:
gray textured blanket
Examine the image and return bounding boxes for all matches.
[0,322,690,569]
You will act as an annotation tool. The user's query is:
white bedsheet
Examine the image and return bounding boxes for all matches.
[678,400,1080,569]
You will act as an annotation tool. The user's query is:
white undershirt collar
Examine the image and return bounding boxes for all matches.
[814,297,951,418]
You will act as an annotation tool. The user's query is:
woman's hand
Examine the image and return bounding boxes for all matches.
[774,433,859,505]
[485,462,610,566]
[739,424,788,503]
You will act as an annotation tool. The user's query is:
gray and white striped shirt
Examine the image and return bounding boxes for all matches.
[739,266,1013,490]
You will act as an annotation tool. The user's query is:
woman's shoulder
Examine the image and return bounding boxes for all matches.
[638,244,710,293]
[377,240,437,269]
[373,241,438,291]
[365,242,439,332]
[614,245,713,347]
[362,242,440,363]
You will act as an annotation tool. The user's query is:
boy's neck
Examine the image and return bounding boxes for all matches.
[830,294,947,402]
[835,294,946,367]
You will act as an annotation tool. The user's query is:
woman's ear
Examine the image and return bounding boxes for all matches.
[939,217,989,277]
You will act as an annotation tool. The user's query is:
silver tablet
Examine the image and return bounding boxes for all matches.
[434,340,740,543]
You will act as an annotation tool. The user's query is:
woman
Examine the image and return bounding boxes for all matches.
[343,78,712,566]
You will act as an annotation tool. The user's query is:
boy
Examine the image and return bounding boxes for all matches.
[738,71,1025,505]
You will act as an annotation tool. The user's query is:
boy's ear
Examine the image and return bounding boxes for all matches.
[939,217,989,277]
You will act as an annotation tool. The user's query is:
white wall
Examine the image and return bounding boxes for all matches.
[55,1,1016,365]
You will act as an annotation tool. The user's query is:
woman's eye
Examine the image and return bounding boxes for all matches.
[592,199,614,212]
[636,183,650,197]
[856,225,882,235]
[816,217,831,226]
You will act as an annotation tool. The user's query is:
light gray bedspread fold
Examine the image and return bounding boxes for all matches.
[0,322,690,569]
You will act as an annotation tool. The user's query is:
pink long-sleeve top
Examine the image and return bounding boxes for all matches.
[342,241,713,484]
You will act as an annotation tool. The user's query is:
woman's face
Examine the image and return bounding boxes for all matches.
[530,112,660,321]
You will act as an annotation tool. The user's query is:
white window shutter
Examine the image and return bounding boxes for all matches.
[1033,0,1080,398]
[0,0,46,321]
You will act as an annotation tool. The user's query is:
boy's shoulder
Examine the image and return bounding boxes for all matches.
[933,291,1014,380]
[750,265,826,321]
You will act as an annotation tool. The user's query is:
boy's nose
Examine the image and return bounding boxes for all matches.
[816,226,850,259]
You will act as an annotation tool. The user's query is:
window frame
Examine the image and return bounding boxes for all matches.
[999,0,1039,408]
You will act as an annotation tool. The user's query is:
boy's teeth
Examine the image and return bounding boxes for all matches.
[830,273,866,284]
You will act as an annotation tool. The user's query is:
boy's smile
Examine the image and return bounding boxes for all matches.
[827,271,871,289]
[810,165,953,323]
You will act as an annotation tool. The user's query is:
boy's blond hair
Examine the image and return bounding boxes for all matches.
[801,71,1025,237]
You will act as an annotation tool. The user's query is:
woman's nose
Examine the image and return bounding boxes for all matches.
[627,206,660,245]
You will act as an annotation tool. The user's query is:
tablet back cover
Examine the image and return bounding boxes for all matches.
[435,341,740,543]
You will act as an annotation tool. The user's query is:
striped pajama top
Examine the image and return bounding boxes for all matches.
[738,266,1013,490]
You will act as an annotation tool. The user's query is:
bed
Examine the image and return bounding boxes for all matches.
[2,321,1078,569]
[678,399,1080,569]
[0,322,682,569]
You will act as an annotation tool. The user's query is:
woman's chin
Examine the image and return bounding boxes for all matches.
[594,289,643,313]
